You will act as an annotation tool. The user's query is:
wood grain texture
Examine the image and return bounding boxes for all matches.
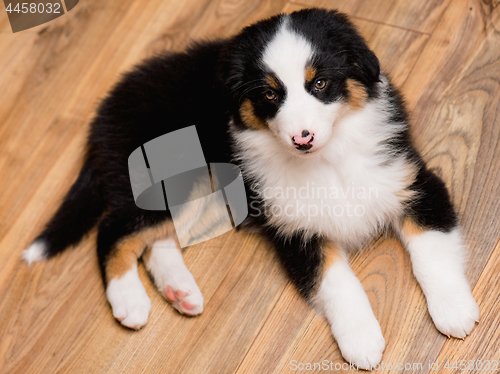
[433,238,500,374]
[402,0,500,282]
[290,0,450,33]
[1,0,500,373]
[54,232,288,374]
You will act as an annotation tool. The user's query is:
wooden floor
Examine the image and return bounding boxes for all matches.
[1,0,500,373]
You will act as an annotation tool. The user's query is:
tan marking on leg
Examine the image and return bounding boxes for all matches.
[396,162,419,202]
[401,216,425,238]
[239,99,267,130]
[142,233,182,266]
[321,242,344,279]
[141,243,153,265]
[106,221,176,283]
[346,78,368,110]
[305,66,316,83]
[266,75,279,90]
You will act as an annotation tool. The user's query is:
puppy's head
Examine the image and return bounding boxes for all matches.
[219,8,380,155]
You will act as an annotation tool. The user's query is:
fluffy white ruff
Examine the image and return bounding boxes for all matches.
[22,241,47,266]
[232,78,411,249]
[314,253,385,370]
[106,264,152,330]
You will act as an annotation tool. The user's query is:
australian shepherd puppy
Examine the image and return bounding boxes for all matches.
[23,8,479,369]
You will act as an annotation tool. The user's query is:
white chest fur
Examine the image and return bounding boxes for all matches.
[233,100,413,249]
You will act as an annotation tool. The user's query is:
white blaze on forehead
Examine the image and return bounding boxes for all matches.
[261,19,315,90]
[259,19,340,151]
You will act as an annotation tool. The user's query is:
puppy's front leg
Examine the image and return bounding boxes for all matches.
[270,232,385,370]
[397,167,479,338]
[398,217,479,338]
[315,243,385,370]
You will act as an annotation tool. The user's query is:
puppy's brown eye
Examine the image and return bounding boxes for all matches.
[315,79,326,90]
[265,91,276,100]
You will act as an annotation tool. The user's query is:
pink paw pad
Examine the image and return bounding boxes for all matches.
[166,286,177,302]
[165,286,202,316]
[181,301,194,309]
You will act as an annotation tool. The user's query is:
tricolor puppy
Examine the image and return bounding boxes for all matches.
[23,8,479,369]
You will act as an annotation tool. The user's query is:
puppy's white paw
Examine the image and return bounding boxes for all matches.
[318,256,385,371]
[144,239,204,316]
[334,318,385,370]
[427,287,479,338]
[106,265,151,330]
[401,228,479,338]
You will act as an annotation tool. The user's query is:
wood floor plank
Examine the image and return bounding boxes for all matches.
[0,131,101,374]
[0,0,149,243]
[1,0,500,373]
[0,236,102,374]
[290,0,450,33]
[234,283,316,374]
[136,0,289,57]
[0,128,86,298]
[52,234,288,374]
[434,239,500,374]
[401,0,500,281]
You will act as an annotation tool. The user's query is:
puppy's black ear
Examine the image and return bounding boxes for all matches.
[350,43,380,87]
[215,40,247,114]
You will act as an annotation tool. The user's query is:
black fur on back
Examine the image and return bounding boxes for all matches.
[36,41,235,258]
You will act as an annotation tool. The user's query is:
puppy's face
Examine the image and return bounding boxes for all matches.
[222,9,380,156]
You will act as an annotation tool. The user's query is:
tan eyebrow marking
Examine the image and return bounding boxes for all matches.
[345,78,368,110]
[239,99,268,130]
[305,66,316,83]
[266,75,279,90]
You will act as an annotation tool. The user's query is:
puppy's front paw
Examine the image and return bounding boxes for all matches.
[106,266,152,330]
[319,255,385,370]
[334,318,385,370]
[427,287,479,338]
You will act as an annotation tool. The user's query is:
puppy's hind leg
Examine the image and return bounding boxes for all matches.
[143,237,204,316]
[98,213,160,330]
